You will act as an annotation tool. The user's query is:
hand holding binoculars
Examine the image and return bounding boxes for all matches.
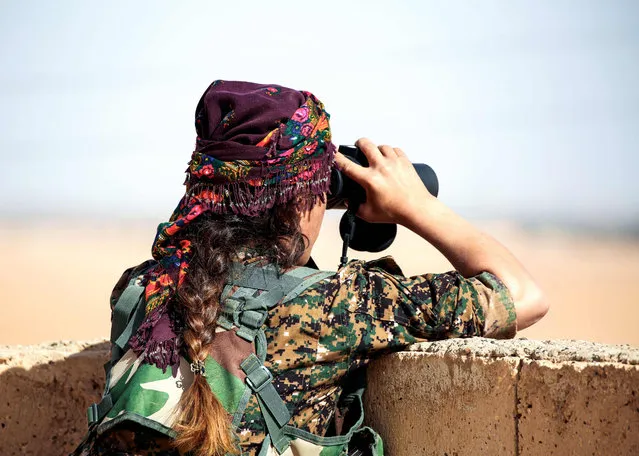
[328,145,439,254]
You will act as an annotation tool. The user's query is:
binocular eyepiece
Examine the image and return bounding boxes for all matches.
[328,145,439,253]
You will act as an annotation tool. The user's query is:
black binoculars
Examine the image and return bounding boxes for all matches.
[328,145,439,253]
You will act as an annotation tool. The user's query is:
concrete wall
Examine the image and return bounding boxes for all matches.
[0,341,109,456]
[1,339,637,456]
[365,339,639,456]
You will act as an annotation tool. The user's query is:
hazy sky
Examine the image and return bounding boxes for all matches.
[1,1,638,226]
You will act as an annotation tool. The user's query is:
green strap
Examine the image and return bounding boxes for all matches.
[225,264,309,342]
[89,268,148,426]
[228,264,303,291]
[235,289,285,341]
[114,289,146,354]
[283,270,335,302]
[258,395,290,453]
[241,355,290,425]
[218,286,252,330]
[282,265,324,279]
[256,435,273,456]
[107,261,155,358]
[110,284,145,352]
[241,353,291,453]
[87,394,113,425]
[226,264,335,453]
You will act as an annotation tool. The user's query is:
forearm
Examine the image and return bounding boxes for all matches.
[334,138,548,331]
[400,198,548,330]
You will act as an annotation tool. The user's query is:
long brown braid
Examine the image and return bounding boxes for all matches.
[172,200,311,456]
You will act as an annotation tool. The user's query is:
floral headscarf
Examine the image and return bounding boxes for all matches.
[128,80,335,373]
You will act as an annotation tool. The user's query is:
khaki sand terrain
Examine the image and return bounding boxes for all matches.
[1,216,638,346]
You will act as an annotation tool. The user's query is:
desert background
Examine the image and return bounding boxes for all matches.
[2,5,639,456]
[2,214,638,346]
[1,3,638,347]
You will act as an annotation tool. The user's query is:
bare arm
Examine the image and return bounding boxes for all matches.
[334,138,549,330]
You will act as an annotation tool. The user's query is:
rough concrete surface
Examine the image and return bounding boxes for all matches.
[0,340,109,456]
[1,338,638,456]
[366,338,639,456]
[517,360,639,456]
[365,351,520,455]
[406,338,639,365]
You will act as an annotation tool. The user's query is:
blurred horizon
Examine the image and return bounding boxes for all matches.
[3,211,639,241]
[1,1,639,229]
[3,212,639,346]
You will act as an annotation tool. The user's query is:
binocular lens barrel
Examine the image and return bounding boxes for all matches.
[325,145,440,253]
[327,146,439,210]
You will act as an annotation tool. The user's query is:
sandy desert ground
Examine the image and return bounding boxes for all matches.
[1,215,638,346]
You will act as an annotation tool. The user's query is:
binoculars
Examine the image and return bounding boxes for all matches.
[328,145,439,253]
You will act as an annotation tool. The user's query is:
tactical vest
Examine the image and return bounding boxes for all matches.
[87,262,383,456]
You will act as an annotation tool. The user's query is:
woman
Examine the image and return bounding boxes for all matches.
[73,80,547,456]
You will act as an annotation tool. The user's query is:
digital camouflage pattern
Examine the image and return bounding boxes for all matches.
[72,256,516,456]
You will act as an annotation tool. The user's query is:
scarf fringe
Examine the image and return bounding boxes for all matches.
[185,152,333,217]
[129,305,182,377]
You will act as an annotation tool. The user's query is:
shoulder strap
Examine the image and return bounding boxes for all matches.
[88,262,153,426]
[218,265,333,340]
[108,261,157,365]
[110,283,145,361]
[282,267,334,302]
[224,264,334,455]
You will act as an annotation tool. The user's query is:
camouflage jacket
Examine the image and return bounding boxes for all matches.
[73,256,516,455]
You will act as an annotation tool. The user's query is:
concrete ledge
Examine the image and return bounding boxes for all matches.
[365,339,639,456]
[365,351,519,455]
[518,360,638,455]
[0,341,109,456]
[1,339,638,455]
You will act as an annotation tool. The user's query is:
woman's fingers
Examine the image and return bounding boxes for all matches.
[357,138,402,161]
[334,152,368,184]
[378,144,397,158]
[355,138,384,165]
[335,138,430,224]
[394,147,407,158]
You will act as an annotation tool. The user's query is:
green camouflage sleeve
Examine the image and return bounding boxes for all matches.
[325,256,517,363]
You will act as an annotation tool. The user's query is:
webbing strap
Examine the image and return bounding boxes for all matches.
[110,284,144,352]
[259,395,290,454]
[87,394,113,425]
[114,289,146,354]
[90,269,147,427]
[225,264,310,342]
[235,289,286,341]
[217,286,253,330]
[228,264,303,291]
[283,270,335,302]
[227,264,334,454]
[241,354,291,453]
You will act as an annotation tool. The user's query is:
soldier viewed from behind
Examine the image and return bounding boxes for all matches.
[72,80,548,456]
